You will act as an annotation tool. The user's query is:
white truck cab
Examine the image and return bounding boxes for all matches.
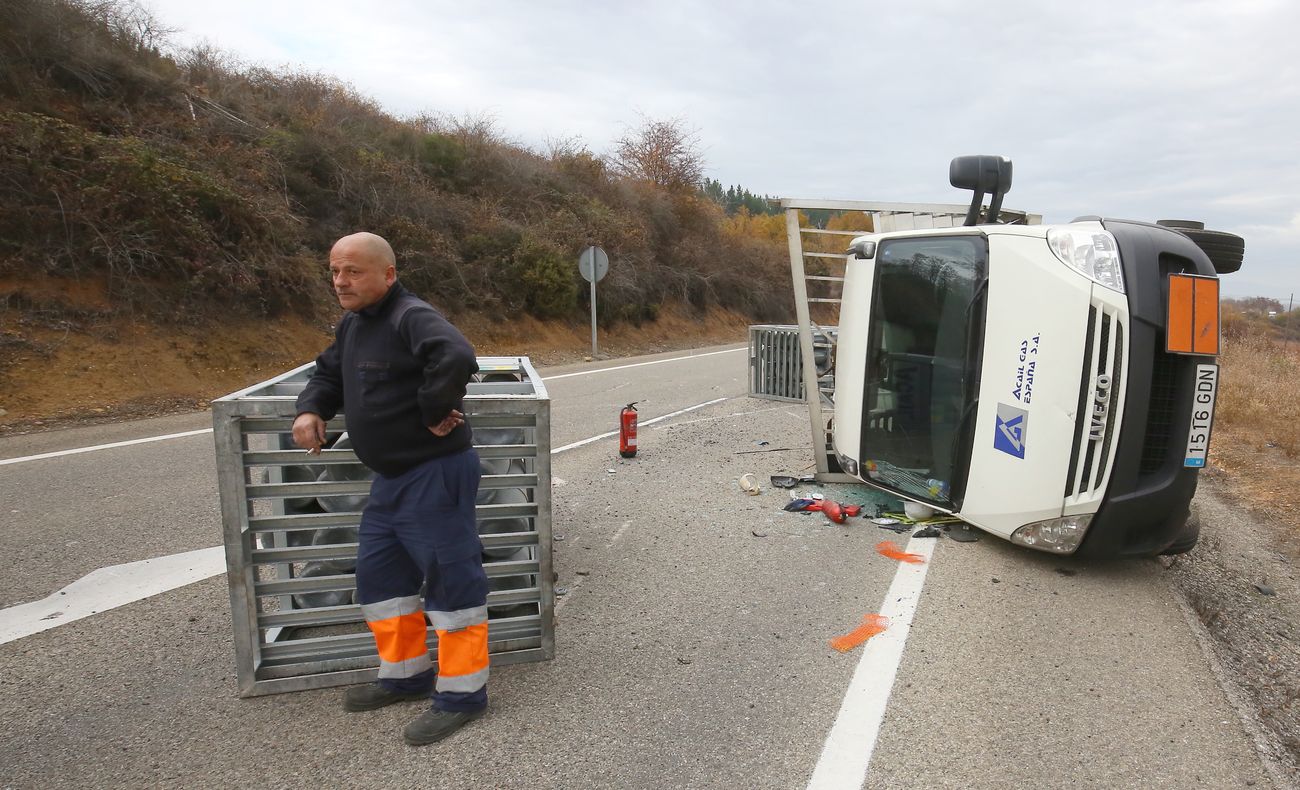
[826,156,1242,557]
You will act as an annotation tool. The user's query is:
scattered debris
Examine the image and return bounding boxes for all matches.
[554,534,565,541]
[873,518,910,534]
[757,440,770,446]
[606,468,616,474]
[751,529,768,538]
[991,577,1001,584]
[39,611,63,621]
[912,526,941,539]
[785,498,861,523]
[576,569,590,576]
[770,474,819,489]
[944,525,980,543]
[1254,583,1277,597]
[876,541,926,564]
[733,447,795,455]
[676,657,693,665]
[555,587,570,596]
[831,613,890,652]
[739,473,761,495]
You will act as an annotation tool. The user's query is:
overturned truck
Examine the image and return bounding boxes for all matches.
[776,156,1243,557]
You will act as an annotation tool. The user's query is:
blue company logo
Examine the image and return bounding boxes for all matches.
[994,402,1029,458]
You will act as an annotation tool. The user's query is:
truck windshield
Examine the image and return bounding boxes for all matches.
[860,235,987,508]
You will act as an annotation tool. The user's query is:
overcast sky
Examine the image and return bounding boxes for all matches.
[146,0,1298,301]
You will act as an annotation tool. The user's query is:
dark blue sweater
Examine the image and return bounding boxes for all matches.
[295,282,479,477]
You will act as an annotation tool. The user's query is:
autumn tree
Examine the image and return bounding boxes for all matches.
[609,116,704,191]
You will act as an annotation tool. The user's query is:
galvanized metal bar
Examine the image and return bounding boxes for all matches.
[531,388,555,660]
[242,449,360,466]
[212,403,261,698]
[799,228,869,236]
[244,646,548,696]
[252,543,360,564]
[248,512,360,532]
[257,586,542,629]
[258,616,543,663]
[246,480,371,498]
[787,208,827,476]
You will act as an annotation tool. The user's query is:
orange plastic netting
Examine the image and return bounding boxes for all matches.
[875,540,926,564]
[830,613,890,652]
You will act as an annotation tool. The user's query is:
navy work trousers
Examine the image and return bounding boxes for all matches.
[354,447,488,712]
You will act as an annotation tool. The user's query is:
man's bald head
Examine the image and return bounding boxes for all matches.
[329,232,397,312]
[331,232,396,268]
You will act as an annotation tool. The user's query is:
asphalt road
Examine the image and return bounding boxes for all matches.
[0,343,1279,788]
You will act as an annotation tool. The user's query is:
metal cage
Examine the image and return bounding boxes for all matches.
[212,356,553,697]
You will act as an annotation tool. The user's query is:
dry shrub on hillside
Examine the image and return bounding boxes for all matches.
[0,0,795,328]
[1217,321,1300,456]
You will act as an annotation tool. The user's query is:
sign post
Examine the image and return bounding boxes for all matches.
[578,245,609,357]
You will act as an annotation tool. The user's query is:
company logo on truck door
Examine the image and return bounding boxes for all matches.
[993,403,1029,458]
[1088,375,1112,442]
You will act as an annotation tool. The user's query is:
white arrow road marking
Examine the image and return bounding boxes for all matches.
[806,536,938,790]
[0,546,226,645]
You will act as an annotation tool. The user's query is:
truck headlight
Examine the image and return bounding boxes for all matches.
[1011,514,1092,554]
[1047,229,1125,294]
[834,450,858,477]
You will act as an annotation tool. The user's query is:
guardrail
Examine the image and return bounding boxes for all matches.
[212,356,553,697]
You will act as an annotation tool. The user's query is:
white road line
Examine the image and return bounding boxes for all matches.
[0,546,225,645]
[550,397,729,453]
[806,536,938,790]
[0,396,731,642]
[0,347,744,467]
[0,428,213,467]
[541,346,745,381]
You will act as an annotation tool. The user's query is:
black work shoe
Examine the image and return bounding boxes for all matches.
[402,707,486,745]
[342,683,429,712]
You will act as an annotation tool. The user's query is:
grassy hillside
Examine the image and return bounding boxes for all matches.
[0,0,793,330]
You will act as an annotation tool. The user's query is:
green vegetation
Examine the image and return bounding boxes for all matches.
[0,0,792,325]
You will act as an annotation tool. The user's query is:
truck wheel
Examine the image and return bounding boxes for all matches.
[1178,227,1244,274]
[1159,513,1201,555]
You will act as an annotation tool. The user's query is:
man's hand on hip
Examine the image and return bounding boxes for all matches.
[428,409,465,437]
[292,412,327,454]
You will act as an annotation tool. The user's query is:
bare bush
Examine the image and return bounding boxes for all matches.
[609,116,704,192]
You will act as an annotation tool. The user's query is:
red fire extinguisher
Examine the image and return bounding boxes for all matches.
[619,402,639,458]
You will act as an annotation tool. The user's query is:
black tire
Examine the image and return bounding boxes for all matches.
[1159,514,1201,556]
[1157,219,1205,230]
[1178,227,1245,274]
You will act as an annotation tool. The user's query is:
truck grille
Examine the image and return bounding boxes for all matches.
[1065,303,1125,502]
[1139,349,1179,474]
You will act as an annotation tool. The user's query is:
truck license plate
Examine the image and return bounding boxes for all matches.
[1184,363,1218,467]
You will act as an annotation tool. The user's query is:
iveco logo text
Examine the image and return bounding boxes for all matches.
[1088,375,1112,442]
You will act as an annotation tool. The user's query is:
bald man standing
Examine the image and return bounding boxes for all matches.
[293,232,488,745]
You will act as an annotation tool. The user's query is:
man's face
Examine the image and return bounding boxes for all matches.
[330,245,394,312]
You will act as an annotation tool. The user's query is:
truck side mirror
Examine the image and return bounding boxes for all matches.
[950,155,1013,226]
[847,239,876,259]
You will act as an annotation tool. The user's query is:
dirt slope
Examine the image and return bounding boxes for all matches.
[0,303,750,433]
